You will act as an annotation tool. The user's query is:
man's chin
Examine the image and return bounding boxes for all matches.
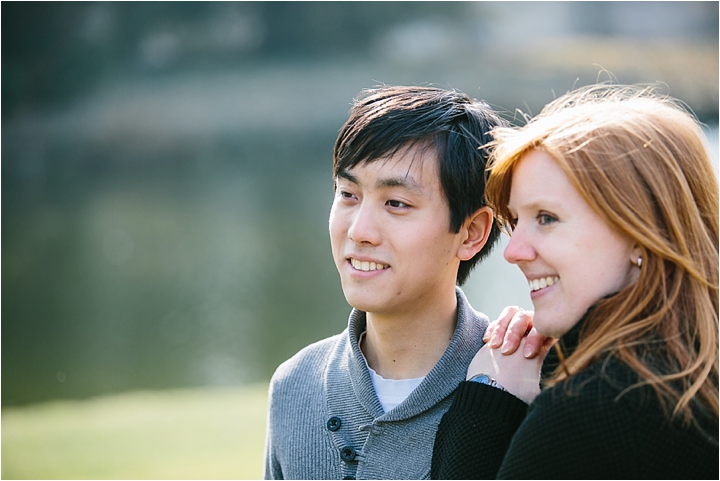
[343,292,385,314]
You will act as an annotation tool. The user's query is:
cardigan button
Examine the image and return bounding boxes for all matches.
[340,446,356,462]
[327,416,342,431]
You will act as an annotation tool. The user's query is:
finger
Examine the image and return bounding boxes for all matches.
[486,306,523,347]
[541,336,558,353]
[482,322,496,343]
[522,328,557,359]
[483,307,515,343]
[500,310,534,354]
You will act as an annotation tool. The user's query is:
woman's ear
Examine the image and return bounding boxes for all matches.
[458,206,494,261]
[631,244,643,268]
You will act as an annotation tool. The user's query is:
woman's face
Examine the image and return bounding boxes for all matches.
[503,149,639,338]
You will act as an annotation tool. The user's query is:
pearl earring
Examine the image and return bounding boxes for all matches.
[637,257,643,268]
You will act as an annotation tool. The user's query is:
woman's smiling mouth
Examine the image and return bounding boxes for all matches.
[529,276,559,292]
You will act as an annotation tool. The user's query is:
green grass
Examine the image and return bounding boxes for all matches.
[2,383,269,479]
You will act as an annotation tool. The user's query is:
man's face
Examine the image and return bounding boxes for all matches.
[329,146,465,319]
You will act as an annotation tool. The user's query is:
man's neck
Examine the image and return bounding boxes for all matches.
[360,291,459,380]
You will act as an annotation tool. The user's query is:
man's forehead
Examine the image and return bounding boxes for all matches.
[340,144,439,184]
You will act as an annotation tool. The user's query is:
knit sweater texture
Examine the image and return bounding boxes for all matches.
[431,319,719,480]
[264,288,489,480]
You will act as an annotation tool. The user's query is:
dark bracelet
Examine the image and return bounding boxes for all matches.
[468,373,507,392]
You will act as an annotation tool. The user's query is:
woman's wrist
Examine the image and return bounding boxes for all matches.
[467,373,508,392]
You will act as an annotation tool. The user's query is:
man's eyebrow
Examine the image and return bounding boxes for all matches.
[336,167,425,195]
[336,169,359,184]
[375,175,424,194]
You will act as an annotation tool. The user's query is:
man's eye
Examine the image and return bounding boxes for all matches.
[387,199,409,208]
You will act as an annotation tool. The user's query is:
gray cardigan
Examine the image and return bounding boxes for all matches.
[263,288,488,480]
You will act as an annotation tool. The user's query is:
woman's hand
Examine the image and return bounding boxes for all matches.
[483,306,549,359]
[466,337,553,404]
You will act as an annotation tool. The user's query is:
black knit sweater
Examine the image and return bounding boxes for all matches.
[431,322,719,479]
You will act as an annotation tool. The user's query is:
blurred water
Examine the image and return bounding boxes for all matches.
[2,123,348,405]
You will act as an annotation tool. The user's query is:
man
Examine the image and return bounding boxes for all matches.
[264,86,526,479]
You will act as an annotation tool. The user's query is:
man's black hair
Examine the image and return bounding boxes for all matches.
[333,86,506,285]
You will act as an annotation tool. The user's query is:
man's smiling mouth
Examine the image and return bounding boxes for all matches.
[350,258,390,272]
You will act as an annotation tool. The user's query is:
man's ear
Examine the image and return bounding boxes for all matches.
[458,206,493,261]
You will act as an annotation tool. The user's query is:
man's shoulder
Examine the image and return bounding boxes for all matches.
[270,330,347,385]
[455,287,490,328]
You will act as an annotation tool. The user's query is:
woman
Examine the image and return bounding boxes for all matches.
[431,84,719,479]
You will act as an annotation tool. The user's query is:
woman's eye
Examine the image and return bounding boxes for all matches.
[538,213,557,225]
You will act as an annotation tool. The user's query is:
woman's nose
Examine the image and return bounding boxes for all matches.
[503,225,535,265]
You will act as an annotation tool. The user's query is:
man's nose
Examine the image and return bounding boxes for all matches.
[348,203,382,246]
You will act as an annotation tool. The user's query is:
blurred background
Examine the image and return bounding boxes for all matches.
[2,1,718,478]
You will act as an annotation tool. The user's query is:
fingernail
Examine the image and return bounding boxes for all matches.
[524,344,534,358]
[490,332,502,347]
[501,344,511,354]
